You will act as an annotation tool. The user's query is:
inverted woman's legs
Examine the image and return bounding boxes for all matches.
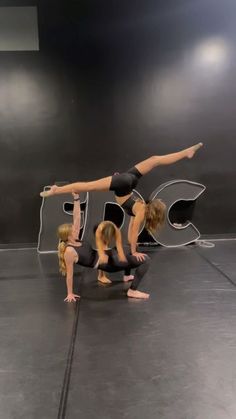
[40,176,112,197]
[134,142,203,176]
[40,143,203,198]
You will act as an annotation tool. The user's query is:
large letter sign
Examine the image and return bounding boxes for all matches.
[143,180,206,247]
[38,180,205,252]
[38,187,88,253]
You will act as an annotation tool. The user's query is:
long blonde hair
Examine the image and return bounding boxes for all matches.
[145,199,166,234]
[57,223,73,276]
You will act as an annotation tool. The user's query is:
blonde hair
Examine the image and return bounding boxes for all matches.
[96,221,117,245]
[145,199,166,234]
[95,221,126,262]
[57,223,73,276]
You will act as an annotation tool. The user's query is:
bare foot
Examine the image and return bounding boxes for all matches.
[186,142,203,159]
[123,275,134,282]
[98,275,112,284]
[40,185,58,198]
[127,289,150,299]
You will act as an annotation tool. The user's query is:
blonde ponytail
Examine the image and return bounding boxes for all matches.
[58,240,67,276]
[57,223,73,276]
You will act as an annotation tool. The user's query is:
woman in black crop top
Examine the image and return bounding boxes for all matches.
[42,142,203,261]
[57,193,151,302]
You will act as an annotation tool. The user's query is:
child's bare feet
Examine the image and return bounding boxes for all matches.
[40,185,58,198]
[127,289,150,299]
[123,275,134,282]
[98,275,112,284]
[186,142,203,159]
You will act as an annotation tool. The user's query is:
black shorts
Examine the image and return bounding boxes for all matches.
[109,167,142,197]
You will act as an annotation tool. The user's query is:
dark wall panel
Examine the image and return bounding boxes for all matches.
[0,6,39,51]
[0,0,236,244]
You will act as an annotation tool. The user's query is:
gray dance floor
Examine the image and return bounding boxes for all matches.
[1,240,236,419]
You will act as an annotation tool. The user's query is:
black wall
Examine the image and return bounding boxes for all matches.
[1,0,236,244]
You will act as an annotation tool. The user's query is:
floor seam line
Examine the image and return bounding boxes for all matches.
[57,277,83,419]
[194,247,236,288]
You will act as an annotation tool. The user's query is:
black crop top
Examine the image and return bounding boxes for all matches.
[121,194,136,216]
[67,241,98,268]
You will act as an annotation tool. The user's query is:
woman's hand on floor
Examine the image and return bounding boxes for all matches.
[64,293,80,303]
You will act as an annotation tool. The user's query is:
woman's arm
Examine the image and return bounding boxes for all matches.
[129,209,147,261]
[64,248,80,302]
[128,217,134,245]
[71,193,81,241]
[114,227,127,262]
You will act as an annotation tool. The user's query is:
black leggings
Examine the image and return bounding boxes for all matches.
[98,251,150,290]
